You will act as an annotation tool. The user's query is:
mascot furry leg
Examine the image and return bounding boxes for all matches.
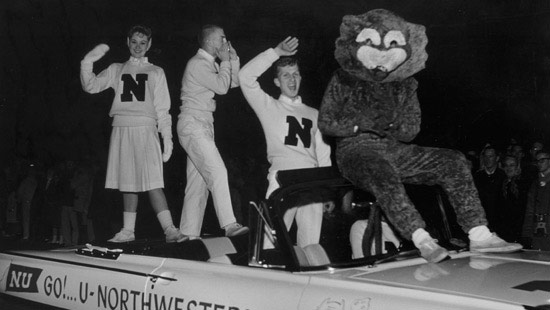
[319,9,522,262]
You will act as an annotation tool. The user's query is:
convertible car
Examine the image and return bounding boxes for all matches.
[1,167,550,310]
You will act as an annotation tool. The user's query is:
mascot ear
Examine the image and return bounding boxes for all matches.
[395,22,428,80]
[340,15,364,41]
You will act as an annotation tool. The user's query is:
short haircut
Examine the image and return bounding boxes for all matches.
[127,25,152,40]
[511,144,523,151]
[198,24,221,47]
[480,144,497,156]
[273,57,299,78]
[532,141,544,151]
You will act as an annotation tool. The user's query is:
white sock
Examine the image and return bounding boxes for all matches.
[122,212,137,232]
[156,210,175,233]
[412,228,432,248]
[223,222,237,230]
[468,225,492,241]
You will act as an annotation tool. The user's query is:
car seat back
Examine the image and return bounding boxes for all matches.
[294,244,330,267]
[202,237,237,264]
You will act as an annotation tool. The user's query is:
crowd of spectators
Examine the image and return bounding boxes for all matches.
[0,137,548,252]
[1,158,100,245]
[469,139,547,249]
[0,153,267,247]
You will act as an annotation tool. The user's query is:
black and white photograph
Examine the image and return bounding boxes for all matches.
[1,0,550,309]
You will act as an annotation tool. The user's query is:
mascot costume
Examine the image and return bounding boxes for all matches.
[318,9,522,262]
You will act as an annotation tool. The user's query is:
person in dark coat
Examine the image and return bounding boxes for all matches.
[522,149,550,250]
[473,144,506,230]
[496,155,528,243]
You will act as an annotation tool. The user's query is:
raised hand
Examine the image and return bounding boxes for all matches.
[82,44,110,64]
[274,36,299,57]
[217,41,231,61]
[228,41,238,60]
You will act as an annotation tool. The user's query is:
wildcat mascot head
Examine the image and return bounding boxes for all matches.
[335,9,428,82]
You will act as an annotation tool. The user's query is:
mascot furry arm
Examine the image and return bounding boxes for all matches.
[319,9,428,142]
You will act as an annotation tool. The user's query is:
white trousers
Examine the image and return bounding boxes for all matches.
[177,115,236,236]
[267,171,323,247]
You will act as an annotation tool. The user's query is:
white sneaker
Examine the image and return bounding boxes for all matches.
[165,227,189,243]
[108,229,135,243]
[224,223,249,237]
[418,239,450,263]
[470,233,523,253]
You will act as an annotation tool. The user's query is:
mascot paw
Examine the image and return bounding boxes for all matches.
[83,44,110,63]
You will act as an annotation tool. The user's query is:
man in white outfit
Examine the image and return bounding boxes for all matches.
[177,25,248,238]
[239,37,332,247]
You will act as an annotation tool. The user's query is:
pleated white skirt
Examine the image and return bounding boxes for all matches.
[105,126,164,192]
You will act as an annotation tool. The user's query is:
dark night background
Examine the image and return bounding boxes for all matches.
[0,2,548,307]
[2,0,550,193]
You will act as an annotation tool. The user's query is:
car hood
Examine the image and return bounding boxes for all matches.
[310,251,550,307]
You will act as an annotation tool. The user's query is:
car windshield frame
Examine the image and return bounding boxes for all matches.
[247,166,421,272]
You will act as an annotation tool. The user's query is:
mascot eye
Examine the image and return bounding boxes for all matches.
[355,28,381,45]
[383,30,406,48]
